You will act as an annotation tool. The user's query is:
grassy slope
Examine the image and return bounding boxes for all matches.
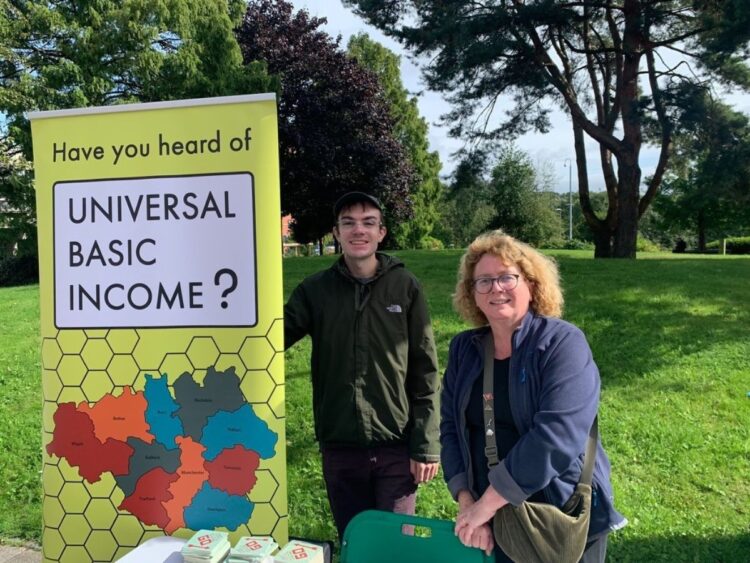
[548,252,750,561]
[0,285,42,539]
[2,251,749,561]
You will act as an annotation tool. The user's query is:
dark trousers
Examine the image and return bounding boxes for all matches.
[493,534,608,562]
[321,443,417,540]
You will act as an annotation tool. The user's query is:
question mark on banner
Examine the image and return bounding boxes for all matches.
[214,268,238,309]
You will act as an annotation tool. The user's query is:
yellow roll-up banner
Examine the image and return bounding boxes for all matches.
[30,94,287,563]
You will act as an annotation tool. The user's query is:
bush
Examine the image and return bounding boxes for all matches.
[558,239,594,251]
[0,228,17,256]
[541,238,593,250]
[705,236,750,254]
[418,236,445,250]
[539,236,566,249]
[0,254,39,287]
[637,235,663,252]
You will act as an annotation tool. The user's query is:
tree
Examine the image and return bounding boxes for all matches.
[347,33,443,249]
[0,138,35,256]
[653,96,750,250]
[0,0,273,257]
[571,191,606,243]
[436,148,561,248]
[436,152,496,248]
[235,1,414,250]
[487,145,561,246]
[345,0,750,258]
[1,0,273,143]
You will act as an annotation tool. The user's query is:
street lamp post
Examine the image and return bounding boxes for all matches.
[564,159,573,240]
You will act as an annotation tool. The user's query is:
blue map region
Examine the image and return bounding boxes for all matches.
[144,374,184,449]
[183,482,254,531]
[201,404,277,461]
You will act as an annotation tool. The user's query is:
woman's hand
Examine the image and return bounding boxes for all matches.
[455,490,497,555]
[455,486,507,552]
[470,523,495,556]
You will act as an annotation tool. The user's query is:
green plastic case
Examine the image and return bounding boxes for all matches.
[340,510,494,563]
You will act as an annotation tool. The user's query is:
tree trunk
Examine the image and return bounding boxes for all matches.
[612,156,642,259]
[609,0,643,259]
[318,238,324,256]
[592,226,614,258]
[614,211,638,258]
[697,211,706,252]
[612,160,641,260]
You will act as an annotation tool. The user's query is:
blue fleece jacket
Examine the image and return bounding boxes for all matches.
[440,312,627,537]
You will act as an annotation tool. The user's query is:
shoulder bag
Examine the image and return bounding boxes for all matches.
[482,334,597,563]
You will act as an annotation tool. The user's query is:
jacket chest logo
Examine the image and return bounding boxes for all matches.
[386,304,402,313]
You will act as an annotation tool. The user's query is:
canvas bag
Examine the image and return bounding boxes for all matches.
[481,334,597,563]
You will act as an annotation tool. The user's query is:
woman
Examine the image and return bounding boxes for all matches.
[441,231,626,561]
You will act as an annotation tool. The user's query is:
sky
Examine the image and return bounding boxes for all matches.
[290,0,750,194]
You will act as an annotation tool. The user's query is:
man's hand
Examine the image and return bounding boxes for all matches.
[409,459,439,484]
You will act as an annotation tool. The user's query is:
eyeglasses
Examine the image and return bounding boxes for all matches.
[472,274,521,294]
[337,218,382,230]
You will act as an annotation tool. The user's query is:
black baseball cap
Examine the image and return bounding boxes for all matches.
[333,191,383,219]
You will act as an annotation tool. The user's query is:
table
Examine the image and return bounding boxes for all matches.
[115,536,186,563]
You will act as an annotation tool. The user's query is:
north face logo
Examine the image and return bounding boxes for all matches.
[386,304,402,313]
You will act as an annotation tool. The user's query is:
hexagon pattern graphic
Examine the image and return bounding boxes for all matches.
[42,322,287,562]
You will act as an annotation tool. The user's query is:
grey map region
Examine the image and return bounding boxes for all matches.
[172,366,245,441]
[114,437,182,497]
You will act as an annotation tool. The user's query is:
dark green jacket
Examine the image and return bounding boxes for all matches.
[284,253,440,462]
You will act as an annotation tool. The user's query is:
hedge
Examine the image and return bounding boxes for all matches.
[0,254,39,287]
[705,236,750,254]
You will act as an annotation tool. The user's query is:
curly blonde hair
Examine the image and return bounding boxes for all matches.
[453,230,564,326]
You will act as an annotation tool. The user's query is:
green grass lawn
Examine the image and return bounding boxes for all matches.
[2,250,749,561]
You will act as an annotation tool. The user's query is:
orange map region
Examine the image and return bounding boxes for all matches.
[78,386,154,444]
[119,467,179,529]
[163,436,209,533]
[46,403,134,482]
[206,445,260,496]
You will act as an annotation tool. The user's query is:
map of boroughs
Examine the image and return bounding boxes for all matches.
[46,365,278,533]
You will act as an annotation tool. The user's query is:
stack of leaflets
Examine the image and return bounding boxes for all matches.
[274,540,324,563]
[228,536,279,563]
[181,530,231,563]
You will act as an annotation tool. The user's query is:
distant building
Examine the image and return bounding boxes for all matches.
[281,214,292,240]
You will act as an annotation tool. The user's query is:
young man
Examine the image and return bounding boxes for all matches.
[284,191,440,539]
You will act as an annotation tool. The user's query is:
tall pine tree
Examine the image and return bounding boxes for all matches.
[346,0,750,257]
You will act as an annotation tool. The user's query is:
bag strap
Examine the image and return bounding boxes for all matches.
[482,334,500,468]
[482,333,598,486]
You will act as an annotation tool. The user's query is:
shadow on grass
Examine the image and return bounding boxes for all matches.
[283,254,750,389]
[555,257,750,388]
[397,252,750,390]
[608,530,750,562]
